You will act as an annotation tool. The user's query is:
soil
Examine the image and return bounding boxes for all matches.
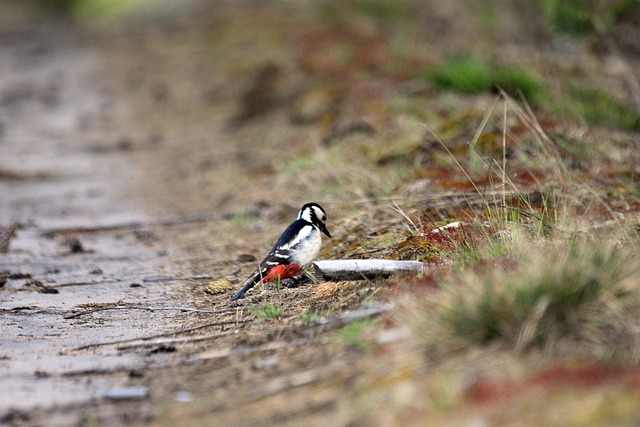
[2,1,639,426]
[0,2,397,426]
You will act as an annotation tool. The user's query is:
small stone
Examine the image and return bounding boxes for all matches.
[252,356,278,370]
[24,280,59,294]
[65,237,84,253]
[34,370,50,378]
[0,224,17,253]
[148,345,176,354]
[128,370,144,379]
[0,270,8,287]
[101,386,148,401]
[237,253,256,263]
[117,137,133,151]
[174,391,193,403]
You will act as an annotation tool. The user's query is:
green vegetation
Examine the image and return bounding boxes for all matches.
[542,0,640,36]
[29,0,78,13]
[335,318,380,349]
[248,303,283,323]
[407,239,640,360]
[300,306,335,324]
[28,0,142,19]
[283,156,313,175]
[425,57,543,103]
[462,0,498,35]
[563,84,640,131]
[541,0,596,35]
[426,56,639,132]
[316,0,411,27]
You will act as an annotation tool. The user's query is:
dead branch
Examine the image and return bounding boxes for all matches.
[64,305,236,319]
[115,330,235,350]
[70,318,248,351]
[62,340,290,377]
[141,274,212,282]
[53,279,123,288]
[313,303,395,329]
[312,259,428,281]
[39,213,215,237]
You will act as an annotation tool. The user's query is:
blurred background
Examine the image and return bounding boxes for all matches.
[2,0,638,220]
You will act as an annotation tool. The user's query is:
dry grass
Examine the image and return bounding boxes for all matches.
[401,237,640,360]
[387,88,640,361]
[305,81,640,424]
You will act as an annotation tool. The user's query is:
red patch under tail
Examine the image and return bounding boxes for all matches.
[262,264,303,283]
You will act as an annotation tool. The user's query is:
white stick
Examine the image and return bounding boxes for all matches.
[312,259,428,281]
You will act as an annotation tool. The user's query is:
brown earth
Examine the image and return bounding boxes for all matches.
[0,2,407,426]
[1,1,640,426]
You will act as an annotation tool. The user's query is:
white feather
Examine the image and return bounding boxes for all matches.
[281,224,313,250]
[298,207,312,222]
[287,226,322,266]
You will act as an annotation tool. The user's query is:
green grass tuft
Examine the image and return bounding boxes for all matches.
[300,306,335,324]
[542,0,640,36]
[405,240,640,359]
[542,0,596,35]
[425,57,543,103]
[28,0,143,20]
[335,318,380,350]
[248,303,282,323]
[316,0,411,27]
[563,85,640,131]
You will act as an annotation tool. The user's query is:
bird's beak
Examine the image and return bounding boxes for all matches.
[319,222,331,238]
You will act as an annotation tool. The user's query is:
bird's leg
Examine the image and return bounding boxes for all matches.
[282,275,309,288]
[302,267,319,283]
[282,267,317,288]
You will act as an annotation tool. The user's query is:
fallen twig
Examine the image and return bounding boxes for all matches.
[53,279,123,288]
[71,318,249,351]
[115,330,235,350]
[247,369,331,401]
[64,305,236,319]
[60,341,289,377]
[313,303,395,329]
[141,274,212,283]
[40,213,215,237]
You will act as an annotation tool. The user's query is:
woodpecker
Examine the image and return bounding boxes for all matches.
[230,202,331,302]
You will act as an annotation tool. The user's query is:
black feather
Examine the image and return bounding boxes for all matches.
[268,220,307,255]
[230,271,263,302]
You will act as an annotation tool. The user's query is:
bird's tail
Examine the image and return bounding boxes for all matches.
[230,272,262,302]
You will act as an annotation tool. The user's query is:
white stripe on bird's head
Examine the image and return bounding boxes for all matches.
[298,203,326,224]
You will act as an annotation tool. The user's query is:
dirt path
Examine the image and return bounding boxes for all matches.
[0,3,204,417]
[0,4,376,426]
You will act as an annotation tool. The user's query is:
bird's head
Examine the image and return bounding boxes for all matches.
[298,202,331,238]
